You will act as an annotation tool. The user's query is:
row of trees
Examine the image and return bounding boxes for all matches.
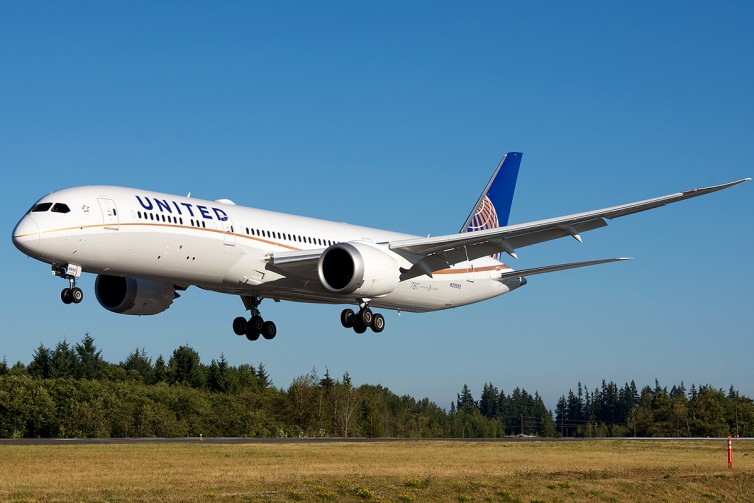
[554,380,754,438]
[1,335,752,438]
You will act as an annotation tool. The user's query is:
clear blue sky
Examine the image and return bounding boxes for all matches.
[2,1,752,410]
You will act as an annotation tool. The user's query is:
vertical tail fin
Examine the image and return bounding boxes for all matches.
[460,152,522,233]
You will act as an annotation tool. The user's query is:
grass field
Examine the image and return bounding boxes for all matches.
[1,439,752,502]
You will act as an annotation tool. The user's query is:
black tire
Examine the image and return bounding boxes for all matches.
[372,313,385,333]
[232,317,247,336]
[246,315,262,341]
[340,308,355,328]
[250,315,264,333]
[262,321,277,340]
[361,308,373,326]
[71,287,83,304]
[353,320,367,334]
[61,288,73,304]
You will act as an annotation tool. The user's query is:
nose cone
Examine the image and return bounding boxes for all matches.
[12,216,40,254]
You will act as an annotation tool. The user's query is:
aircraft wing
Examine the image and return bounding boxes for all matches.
[266,178,748,282]
[391,178,749,280]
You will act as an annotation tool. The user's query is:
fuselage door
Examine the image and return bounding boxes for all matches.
[223,217,236,246]
[98,198,119,230]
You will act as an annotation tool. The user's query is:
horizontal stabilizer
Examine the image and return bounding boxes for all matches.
[495,258,632,281]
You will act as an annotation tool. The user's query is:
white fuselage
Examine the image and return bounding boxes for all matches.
[13,186,517,313]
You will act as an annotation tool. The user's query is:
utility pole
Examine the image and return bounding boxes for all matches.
[520,414,523,436]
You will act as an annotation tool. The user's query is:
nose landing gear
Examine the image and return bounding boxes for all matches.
[54,264,83,305]
[233,296,277,342]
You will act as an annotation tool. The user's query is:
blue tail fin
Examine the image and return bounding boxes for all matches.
[460,152,522,233]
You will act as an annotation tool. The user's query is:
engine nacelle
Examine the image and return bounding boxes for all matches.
[95,275,178,315]
[318,242,400,297]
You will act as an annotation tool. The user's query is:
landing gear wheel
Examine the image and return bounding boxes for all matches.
[353,319,367,334]
[262,321,277,340]
[371,313,385,333]
[250,315,264,333]
[233,317,248,336]
[61,288,73,304]
[360,308,373,327]
[70,287,83,304]
[245,326,260,341]
[341,308,355,328]
[236,296,277,342]
[245,316,262,341]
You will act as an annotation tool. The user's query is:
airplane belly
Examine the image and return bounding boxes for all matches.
[375,272,509,312]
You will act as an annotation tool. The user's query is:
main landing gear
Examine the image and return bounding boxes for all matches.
[340,305,385,334]
[53,264,84,305]
[233,296,277,342]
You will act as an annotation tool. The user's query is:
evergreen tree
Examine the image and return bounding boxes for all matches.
[50,340,77,379]
[168,346,204,388]
[28,344,52,379]
[456,384,476,412]
[479,383,499,419]
[153,355,167,383]
[75,334,104,380]
[555,395,567,436]
[256,363,271,388]
[208,355,231,393]
[122,348,154,383]
[319,368,334,390]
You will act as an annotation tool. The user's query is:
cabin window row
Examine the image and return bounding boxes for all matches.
[244,227,334,247]
[136,211,333,246]
[137,211,209,228]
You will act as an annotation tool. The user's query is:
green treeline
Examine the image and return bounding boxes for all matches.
[554,380,754,438]
[0,335,752,438]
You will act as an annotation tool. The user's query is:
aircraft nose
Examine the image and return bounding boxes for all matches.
[12,216,40,254]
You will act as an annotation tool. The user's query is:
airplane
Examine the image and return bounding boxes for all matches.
[11,152,749,341]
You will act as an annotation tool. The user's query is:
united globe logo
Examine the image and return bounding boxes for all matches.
[468,195,499,231]
[468,195,502,261]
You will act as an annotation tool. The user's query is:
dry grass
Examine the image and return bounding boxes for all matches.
[1,439,752,502]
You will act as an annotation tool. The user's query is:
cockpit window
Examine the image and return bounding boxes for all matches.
[51,203,70,214]
[30,202,53,213]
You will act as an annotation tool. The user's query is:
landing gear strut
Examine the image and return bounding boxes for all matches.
[340,304,385,334]
[53,264,83,305]
[233,296,277,342]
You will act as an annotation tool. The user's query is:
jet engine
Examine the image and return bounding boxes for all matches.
[318,242,400,297]
[95,275,178,315]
